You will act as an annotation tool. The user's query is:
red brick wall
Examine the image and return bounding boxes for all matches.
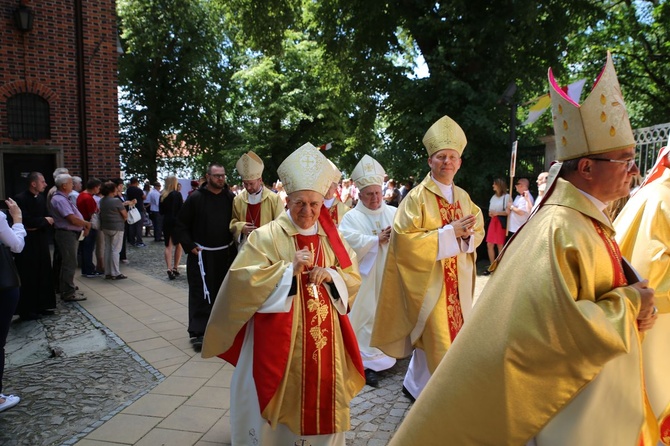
[0,0,120,181]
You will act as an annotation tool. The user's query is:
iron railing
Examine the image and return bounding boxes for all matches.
[634,122,670,175]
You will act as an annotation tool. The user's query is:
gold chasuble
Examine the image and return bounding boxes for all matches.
[371,173,484,373]
[202,212,364,438]
[388,178,658,446]
[229,186,284,238]
[615,167,670,445]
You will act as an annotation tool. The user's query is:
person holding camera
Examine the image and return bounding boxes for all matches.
[0,197,26,412]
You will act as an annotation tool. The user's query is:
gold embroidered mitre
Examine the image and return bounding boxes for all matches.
[351,154,385,190]
[277,143,337,196]
[422,115,467,156]
[327,159,343,184]
[235,151,264,180]
[549,52,635,161]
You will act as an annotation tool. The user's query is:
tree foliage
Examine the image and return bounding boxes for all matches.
[117,0,670,205]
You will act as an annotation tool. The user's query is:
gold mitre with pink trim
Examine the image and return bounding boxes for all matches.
[549,52,635,161]
[351,155,385,190]
[422,115,467,156]
[235,151,264,180]
[277,143,337,196]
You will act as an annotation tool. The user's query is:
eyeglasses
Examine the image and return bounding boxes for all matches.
[209,173,226,179]
[588,157,637,172]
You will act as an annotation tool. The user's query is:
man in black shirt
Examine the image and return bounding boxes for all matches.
[174,163,237,351]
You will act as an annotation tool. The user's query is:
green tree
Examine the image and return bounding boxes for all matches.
[118,0,236,181]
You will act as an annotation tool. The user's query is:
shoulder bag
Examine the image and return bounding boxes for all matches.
[127,205,142,225]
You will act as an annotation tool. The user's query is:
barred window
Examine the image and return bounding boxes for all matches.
[7,93,51,140]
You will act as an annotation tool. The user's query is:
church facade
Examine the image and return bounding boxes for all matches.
[0,0,119,197]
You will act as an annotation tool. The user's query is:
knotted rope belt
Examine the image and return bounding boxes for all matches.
[196,241,234,304]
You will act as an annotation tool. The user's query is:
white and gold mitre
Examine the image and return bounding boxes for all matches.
[327,159,343,184]
[549,52,635,161]
[422,115,467,156]
[235,151,264,180]
[277,143,336,196]
[351,155,385,190]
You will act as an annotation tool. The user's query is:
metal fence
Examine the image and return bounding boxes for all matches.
[634,122,670,175]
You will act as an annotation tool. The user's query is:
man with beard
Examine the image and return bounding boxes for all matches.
[174,163,237,351]
[14,172,56,319]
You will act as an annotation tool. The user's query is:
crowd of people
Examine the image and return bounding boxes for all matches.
[1,51,667,446]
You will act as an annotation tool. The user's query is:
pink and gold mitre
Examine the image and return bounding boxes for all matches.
[422,115,467,157]
[549,52,635,161]
[235,151,264,180]
[351,155,385,190]
[277,143,338,196]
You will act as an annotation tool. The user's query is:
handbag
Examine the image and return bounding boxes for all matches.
[127,205,142,225]
[90,211,101,230]
[0,243,21,289]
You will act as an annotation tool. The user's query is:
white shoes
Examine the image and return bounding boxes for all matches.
[0,394,20,413]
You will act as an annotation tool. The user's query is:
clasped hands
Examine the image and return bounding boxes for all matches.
[242,222,256,235]
[452,214,476,239]
[633,279,657,332]
[293,247,332,285]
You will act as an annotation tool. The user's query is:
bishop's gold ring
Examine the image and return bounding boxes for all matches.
[652,306,658,317]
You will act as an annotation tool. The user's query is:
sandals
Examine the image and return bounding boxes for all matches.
[172,268,180,277]
[167,270,175,280]
[112,274,127,280]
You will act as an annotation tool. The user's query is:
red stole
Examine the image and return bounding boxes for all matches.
[246,202,261,227]
[435,195,464,342]
[592,220,627,288]
[318,204,352,269]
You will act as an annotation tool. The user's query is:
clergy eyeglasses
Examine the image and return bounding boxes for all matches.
[588,157,636,172]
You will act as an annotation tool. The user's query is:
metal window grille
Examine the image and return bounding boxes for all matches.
[6,93,51,140]
[634,122,670,175]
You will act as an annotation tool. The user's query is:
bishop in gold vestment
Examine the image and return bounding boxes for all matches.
[371,115,484,400]
[230,151,284,244]
[615,147,670,445]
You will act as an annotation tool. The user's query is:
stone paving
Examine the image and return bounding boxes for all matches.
[2,299,161,446]
[2,237,489,445]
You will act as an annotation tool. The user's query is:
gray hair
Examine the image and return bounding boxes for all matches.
[72,176,82,185]
[52,167,69,180]
[55,173,72,188]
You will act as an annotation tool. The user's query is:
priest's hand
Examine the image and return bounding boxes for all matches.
[293,248,312,275]
[308,266,333,286]
[379,226,391,245]
[242,222,256,235]
[632,280,656,332]
[452,214,476,239]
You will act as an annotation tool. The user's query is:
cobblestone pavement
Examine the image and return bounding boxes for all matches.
[2,238,489,445]
[2,299,161,446]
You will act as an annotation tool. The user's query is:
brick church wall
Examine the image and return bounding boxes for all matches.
[0,0,120,181]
